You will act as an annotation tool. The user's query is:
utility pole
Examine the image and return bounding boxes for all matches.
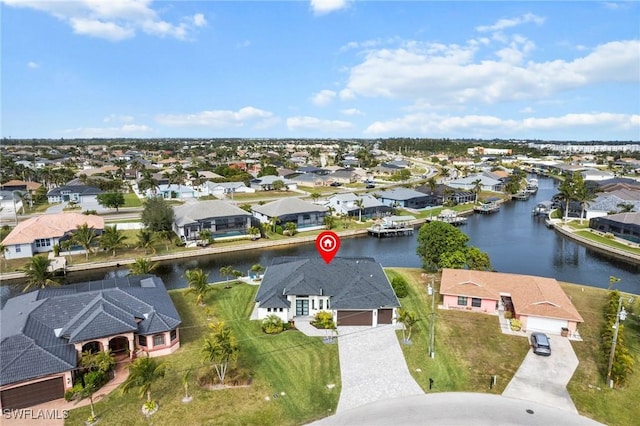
[606,296,627,388]
[428,276,436,358]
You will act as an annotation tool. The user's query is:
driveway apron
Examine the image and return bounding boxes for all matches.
[503,336,579,412]
[336,325,424,413]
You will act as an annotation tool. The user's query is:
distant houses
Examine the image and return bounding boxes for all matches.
[173,200,254,242]
[252,197,327,231]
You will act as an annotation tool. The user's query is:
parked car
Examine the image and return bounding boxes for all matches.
[330,182,342,187]
[365,183,375,189]
[530,332,551,356]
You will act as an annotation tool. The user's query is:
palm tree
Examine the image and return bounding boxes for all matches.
[198,229,212,246]
[72,223,98,260]
[22,256,60,292]
[616,203,635,213]
[250,264,265,279]
[310,192,321,203]
[354,198,365,222]
[184,268,211,306]
[136,229,156,254]
[0,243,7,268]
[201,322,239,384]
[129,257,157,275]
[284,222,297,236]
[396,308,418,344]
[248,226,260,240]
[557,175,576,221]
[472,179,483,205]
[269,216,279,233]
[219,265,235,288]
[100,225,127,257]
[574,183,596,224]
[426,177,437,194]
[173,164,187,195]
[157,229,176,251]
[121,355,168,408]
[138,170,159,196]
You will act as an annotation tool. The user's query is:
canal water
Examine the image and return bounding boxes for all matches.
[5,176,639,295]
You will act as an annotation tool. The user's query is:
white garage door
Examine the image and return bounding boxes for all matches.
[526,316,567,334]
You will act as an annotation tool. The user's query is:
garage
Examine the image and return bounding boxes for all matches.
[337,310,373,326]
[0,377,65,410]
[378,309,393,324]
[525,316,568,335]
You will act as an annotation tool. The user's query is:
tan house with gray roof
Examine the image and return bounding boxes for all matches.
[440,269,583,336]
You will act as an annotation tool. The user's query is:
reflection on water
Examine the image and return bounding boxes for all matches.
[4,177,638,296]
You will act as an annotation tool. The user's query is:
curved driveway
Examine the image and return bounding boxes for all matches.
[336,325,423,413]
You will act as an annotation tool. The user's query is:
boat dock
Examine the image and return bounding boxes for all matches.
[511,192,531,201]
[425,216,468,226]
[474,202,500,214]
[367,226,415,237]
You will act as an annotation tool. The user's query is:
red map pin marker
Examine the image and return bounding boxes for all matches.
[316,231,341,264]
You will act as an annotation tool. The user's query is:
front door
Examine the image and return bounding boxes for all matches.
[296,299,309,316]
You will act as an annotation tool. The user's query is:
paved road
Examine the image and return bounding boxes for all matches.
[311,393,603,426]
[336,325,423,413]
[503,335,579,412]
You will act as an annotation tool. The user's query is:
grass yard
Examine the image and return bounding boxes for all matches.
[574,230,640,255]
[122,192,142,207]
[232,190,299,201]
[386,268,529,394]
[66,284,340,425]
[563,283,640,426]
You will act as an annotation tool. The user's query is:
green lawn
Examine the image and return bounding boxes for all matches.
[122,192,142,207]
[387,268,529,394]
[563,283,640,426]
[66,284,340,425]
[575,230,640,254]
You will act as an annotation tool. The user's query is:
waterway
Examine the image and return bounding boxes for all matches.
[5,176,640,295]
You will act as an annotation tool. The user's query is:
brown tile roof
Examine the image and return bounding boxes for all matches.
[440,269,583,323]
[1,213,104,245]
[0,180,43,191]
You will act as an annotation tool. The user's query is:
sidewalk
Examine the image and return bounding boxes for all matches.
[3,358,130,426]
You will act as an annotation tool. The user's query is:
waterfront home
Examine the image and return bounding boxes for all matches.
[173,200,254,242]
[414,184,475,206]
[447,174,503,192]
[252,257,400,326]
[249,175,297,191]
[0,179,42,195]
[200,181,255,198]
[146,183,196,200]
[1,212,104,260]
[581,169,615,182]
[46,184,104,205]
[376,188,432,209]
[589,212,640,244]
[440,269,584,336]
[252,197,327,231]
[0,275,181,410]
[325,193,392,219]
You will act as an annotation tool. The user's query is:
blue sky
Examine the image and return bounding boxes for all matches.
[2,0,639,141]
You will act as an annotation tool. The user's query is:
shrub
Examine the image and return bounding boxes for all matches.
[275,225,283,235]
[604,232,615,239]
[261,314,284,334]
[312,311,335,329]
[84,370,108,389]
[504,311,513,320]
[64,383,84,401]
[510,319,522,331]
[391,276,409,298]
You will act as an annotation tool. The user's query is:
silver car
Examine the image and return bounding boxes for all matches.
[530,332,551,356]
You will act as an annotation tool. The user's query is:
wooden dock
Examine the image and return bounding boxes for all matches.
[425,216,468,226]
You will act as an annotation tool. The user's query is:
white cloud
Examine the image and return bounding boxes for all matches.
[364,112,639,137]
[310,0,349,16]
[340,108,363,116]
[520,107,535,114]
[340,39,640,105]
[476,13,545,33]
[62,124,153,138]
[312,89,337,107]
[3,0,206,41]
[236,40,251,48]
[287,116,353,131]
[27,61,39,69]
[156,107,274,128]
[103,114,135,123]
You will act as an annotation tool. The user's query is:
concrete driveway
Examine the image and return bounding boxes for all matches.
[336,325,423,413]
[503,335,579,412]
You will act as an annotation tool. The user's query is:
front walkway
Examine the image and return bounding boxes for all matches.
[3,357,130,426]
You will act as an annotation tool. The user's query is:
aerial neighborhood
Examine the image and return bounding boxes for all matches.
[0,138,639,425]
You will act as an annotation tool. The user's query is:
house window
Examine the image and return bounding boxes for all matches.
[170,329,177,341]
[279,308,283,312]
[15,246,21,253]
[471,298,482,308]
[312,299,315,310]
[457,296,468,306]
[319,299,324,310]
[326,299,330,309]
[153,334,165,347]
[35,238,51,248]
[137,335,147,347]
[267,308,271,312]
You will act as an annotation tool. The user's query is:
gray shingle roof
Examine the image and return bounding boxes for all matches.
[377,188,429,201]
[1,275,180,386]
[173,200,251,227]
[255,257,400,310]
[252,197,328,217]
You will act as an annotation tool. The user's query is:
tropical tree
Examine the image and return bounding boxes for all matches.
[201,322,239,384]
[219,265,235,288]
[426,177,437,193]
[129,257,157,275]
[272,179,285,191]
[396,308,418,344]
[284,221,297,236]
[466,246,493,271]
[100,225,127,257]
[557,174,577,221]
[22,256,60,292]
[269,216,279,233]
[80,349,116,373]
[141,197,174,232]
[472,179,482,205]
[573,176,596,224]
[96,193,125,212]
[157,229,176,251]
[198,229,212,246]
[250,263,265,278]
[137,170,159,196]
[0,243,7,268]
[184,268,211,306]
[323,215,335,229]
[310,192,321,203]
[354,198,365,222]
[121,355,168,410]
[72,223,98,260]
[136,229,156,254]
[248,226,261,240]
[616,203,635,213]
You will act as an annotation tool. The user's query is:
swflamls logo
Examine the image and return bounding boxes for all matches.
[2,409,69,420]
